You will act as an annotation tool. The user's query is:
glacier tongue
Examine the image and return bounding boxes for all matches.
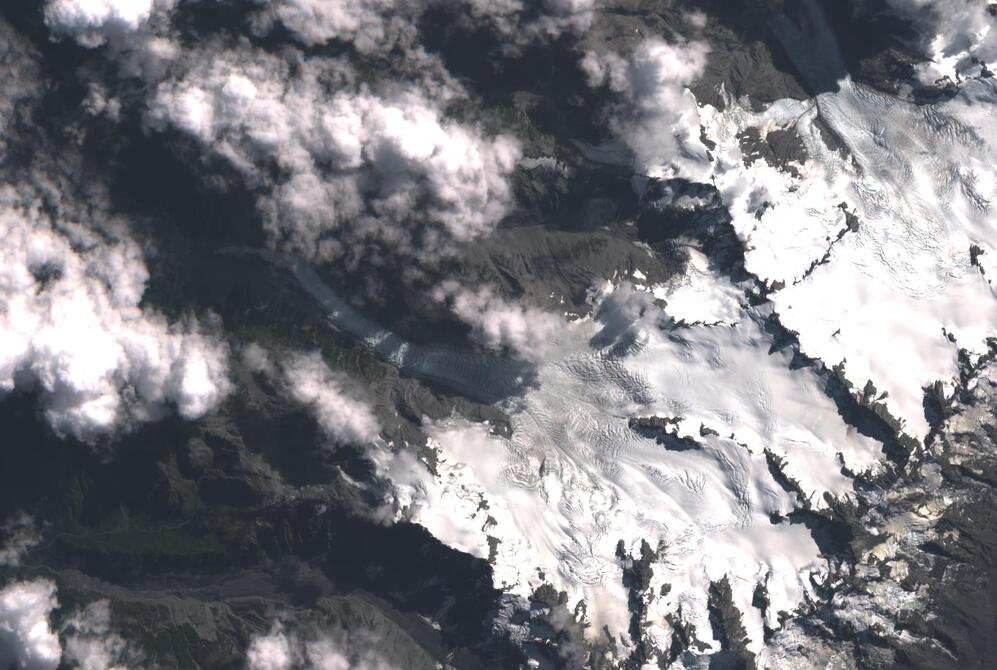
[386,275,884,658]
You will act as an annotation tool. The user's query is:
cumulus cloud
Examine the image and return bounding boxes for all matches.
[0,187,232,443]
[39,0,562,274]
[0,581,137,670]
[461,0,598,40]
[434,281,563,361]
[61,600,142,670]
[38,0,605,274]
[145,49,520,265]
[280,352,380,445]
[253,0,422,53]
[44,0,176,47]
[0,514,41,567]
[0,579,61,670]
[242,342,275,376]
[256,0,597,51]
[246,626,294,670]
[583,38,711,179]
[247,624,399,670]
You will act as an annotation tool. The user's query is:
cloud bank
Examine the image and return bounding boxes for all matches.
[0,577,140,670]
[145,48,520,265]
[0,186,232,443]
[0,579,60,670]
[37,0,606,274]
[583,38,711,180]
[257,0,598,51]
[254,0,422,53]
[44,0,176,47]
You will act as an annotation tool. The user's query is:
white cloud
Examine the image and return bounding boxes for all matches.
[463,0,597,38]
[247,626,294,670]
[0,514,41,567]
[255,0,420,53]
[884,0,996,82]
[281,352,380,445]
[247,625,399,670]
[61,600,140,670]
[145,50,520,264]
[242,342,275,375]
[686,9,708,29]
[44,0,176,47]
[435,281,562,361]
[302,637,353,670]
[583,38,711,180]
[0,582,137,670]
[0,186,232,443]
[41,0,537,270]
[0,579,61,670]
[257,0,596,51]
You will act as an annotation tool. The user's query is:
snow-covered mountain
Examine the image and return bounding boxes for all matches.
[0,1,996,668]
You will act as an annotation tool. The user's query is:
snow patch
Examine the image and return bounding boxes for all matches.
[646,248,744,325]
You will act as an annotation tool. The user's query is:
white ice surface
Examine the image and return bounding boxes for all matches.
[637,248,744,326]
[383,278,882,655]
[704,77,997,439]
